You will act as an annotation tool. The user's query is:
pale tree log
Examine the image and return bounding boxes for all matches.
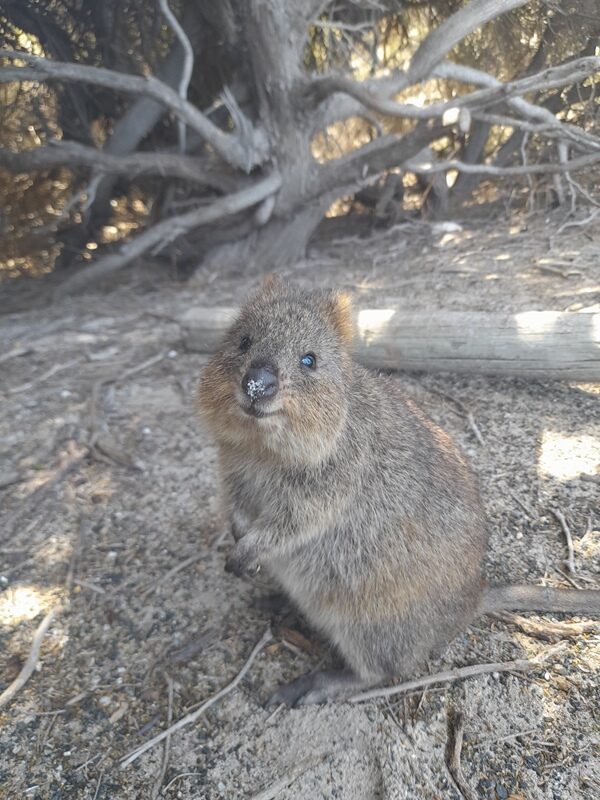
[180,307,600,381]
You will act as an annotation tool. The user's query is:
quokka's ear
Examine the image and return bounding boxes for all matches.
[322,290,354,343]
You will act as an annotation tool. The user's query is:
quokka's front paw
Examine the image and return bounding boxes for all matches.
[224,540,259,578]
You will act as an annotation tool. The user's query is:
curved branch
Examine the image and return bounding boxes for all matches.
[408,150,600,176]
[433,61,600,147]
[60,172,282,294]
[0,50,269,172]
[407,0,529,85]
[315,57,600,126]
[313,0,529,125]
[158,0,194,153]
[314,123,446,198]
[0,141,242,191]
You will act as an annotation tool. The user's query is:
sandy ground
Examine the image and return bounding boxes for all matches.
[0,211,599,799]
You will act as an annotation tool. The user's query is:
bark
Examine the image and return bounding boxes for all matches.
[180,307,600,381]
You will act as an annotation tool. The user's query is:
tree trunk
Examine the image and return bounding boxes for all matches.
[200,203,328,273]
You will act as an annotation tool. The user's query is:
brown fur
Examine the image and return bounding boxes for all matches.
[197,284,600,704]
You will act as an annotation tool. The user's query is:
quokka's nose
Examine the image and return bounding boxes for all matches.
[241,361,278,401]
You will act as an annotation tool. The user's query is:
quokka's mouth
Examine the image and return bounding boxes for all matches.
[240,404,281,419]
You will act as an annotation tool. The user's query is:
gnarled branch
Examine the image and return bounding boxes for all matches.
[313,0,530,125]
[61,172,282,294]
[0,141,243,192]
[0,49,269,172]
[314,123,446,199]
[409,150,600,177]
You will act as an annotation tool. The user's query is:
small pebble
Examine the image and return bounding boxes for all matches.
[496,784,508,799]
[142,426,152,435]
[168,350,178,358]
[60,389,72,398]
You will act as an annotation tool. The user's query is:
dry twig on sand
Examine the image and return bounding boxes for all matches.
[423,385,485,446]
[151,673,174,799]
[551,508,577,574]
[120,627,272,768]
[492,611,600,642]
[348,642,567,703]
[0,607,61,709]
[445,708,477,800]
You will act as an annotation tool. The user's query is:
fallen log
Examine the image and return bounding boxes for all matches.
[180,307,600,381]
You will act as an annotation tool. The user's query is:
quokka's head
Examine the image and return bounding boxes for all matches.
[197,279,354,464]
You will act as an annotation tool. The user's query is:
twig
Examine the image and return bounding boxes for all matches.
[0,607,61,709]
[424,385,485,446]
[445,708,477,800]
[73,579,106,595]
[510,491,534,520]
[558,208,600,234]
[152,674,174,799]
[120,627,273,768]
[117,351,167,381]
[162,772,204,793]
[471,727,539,748]
[465,411,485,448]
[0,345,34,364]
[143,554,204,599]
[73,753,101,773]
[92,769,104,800]
[349,643,566,703]
[249,754,330,800]
[551,508,577,574]
[492,611,599,642]
[554,566,584,590]
[7,359,79,395]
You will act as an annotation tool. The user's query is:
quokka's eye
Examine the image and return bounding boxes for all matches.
[240,336,251,353]
[300,352,317,369]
